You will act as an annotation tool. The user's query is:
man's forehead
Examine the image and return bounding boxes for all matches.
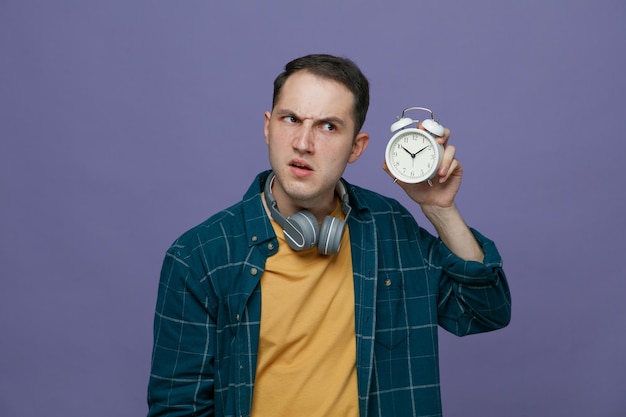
[276,72,355,117]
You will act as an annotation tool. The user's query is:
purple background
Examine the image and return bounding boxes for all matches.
[1,1,625,416]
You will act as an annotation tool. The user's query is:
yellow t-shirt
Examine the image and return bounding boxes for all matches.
[251,201,358,417]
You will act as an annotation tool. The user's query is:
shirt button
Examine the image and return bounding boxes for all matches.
[385,278,392,286]
[250,268,258,276]
[267,243,274,250]
[251,236,258,242]
[235,314,240,321]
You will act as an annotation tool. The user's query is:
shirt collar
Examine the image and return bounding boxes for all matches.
[241,171,276,248]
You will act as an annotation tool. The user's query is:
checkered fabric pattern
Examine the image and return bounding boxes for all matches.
[147,171,511,417]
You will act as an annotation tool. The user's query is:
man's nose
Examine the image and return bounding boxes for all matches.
[292,123,314,152]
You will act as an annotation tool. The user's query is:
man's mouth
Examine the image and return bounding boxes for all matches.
[290,161,312,171]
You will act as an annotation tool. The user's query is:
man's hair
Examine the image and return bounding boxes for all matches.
[272,54,370,135]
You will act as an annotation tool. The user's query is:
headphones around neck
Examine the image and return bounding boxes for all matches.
[263,172,352,255]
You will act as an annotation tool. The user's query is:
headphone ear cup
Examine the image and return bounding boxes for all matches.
[285,210,319,250]
[318,216,346,255]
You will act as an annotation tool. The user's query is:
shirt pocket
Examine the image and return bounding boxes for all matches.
[375,273,409,349]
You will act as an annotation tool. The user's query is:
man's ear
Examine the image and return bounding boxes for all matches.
[348,132,370,163]
[263,111,271,144]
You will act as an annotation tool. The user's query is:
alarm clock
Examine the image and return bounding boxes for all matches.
[385,106,445,185]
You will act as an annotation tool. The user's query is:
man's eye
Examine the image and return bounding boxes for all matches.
[322,122,335,131]
[284,116,297,123]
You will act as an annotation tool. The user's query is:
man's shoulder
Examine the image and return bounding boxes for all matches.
[169,172,269,251]
[168,200,247,251]
[346,182,407,215]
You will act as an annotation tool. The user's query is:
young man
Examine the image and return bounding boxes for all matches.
[147,54,511,417]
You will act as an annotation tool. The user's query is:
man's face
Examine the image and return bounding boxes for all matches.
[264,71,369,218]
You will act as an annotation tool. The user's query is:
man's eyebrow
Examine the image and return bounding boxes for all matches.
[273,108,297,117]
[274,108,347,127]
[321,116,346,128]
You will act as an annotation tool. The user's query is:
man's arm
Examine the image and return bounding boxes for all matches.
[434,227,511,336]
[384,124,485,263]
[147,247,215,417]
[421,204,484,262]
[384,124,511,334]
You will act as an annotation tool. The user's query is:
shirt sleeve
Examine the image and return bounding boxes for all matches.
[147,244,215,417]
[434,228,512,336]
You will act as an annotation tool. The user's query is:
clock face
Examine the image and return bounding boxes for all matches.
[385,129,442,183]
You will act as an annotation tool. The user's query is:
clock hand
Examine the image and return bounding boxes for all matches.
[402,145,429,160]
[414,146,429,156]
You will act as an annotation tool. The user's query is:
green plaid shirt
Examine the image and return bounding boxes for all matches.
[148,171,511,417]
